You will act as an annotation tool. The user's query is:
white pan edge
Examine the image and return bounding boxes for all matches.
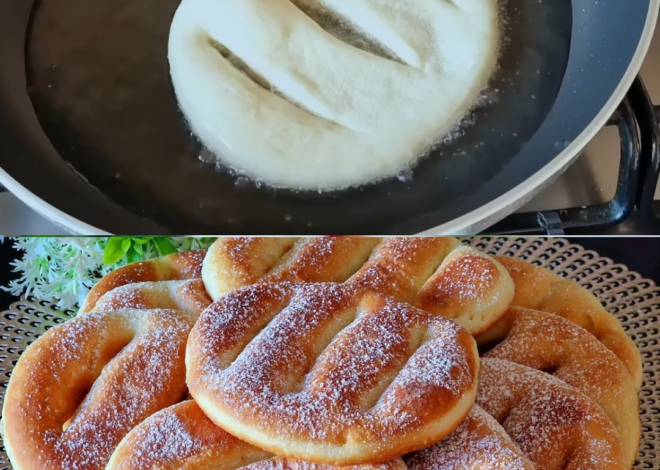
[0,2,658,236]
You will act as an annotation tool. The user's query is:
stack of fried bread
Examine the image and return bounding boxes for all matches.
[1,237,641,470]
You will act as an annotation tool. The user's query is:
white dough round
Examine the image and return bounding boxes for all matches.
[168,0,500,190]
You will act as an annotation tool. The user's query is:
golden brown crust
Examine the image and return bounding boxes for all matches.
[411,246,515,335]
[80,250,206,313]
[202,237,299,300]
[489,256,643,390]
[404,406,534,470]
[249,460,408,470]
[93,279,212,317]
[107,400,272,470]
[2,309,194,470]
[200,237,639,383]
[187,283,479,465]
[265,237,381,286]
[348,238,461,301]
[483,307,640,467]
[202,237,514,336]
[108,400,407,470]
[478,358,626,470]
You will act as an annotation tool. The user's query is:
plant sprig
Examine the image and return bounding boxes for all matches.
[2,237,217,311]
[103,237,179,265]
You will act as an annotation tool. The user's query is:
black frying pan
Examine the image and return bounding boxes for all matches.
[0,0,657,234]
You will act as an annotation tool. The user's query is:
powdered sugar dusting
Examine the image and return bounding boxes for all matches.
[205,237,509,335]
[126,407,202,463]
[484,309,638,466]
[348,238,456,301]
[404,406,533,470]
[172,249,206,278]
[247,458,407,470]
[8,309,192,470]
[189,283,477,455]
[477,358,625,470]
[93,280,211,316]
[112,399,407,470]
[264,237,380,284]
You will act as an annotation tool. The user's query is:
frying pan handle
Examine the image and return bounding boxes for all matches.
[630,76,660,219]
[483,88,642,236]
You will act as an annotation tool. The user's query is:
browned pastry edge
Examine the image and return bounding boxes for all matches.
[204,237,514,336]
[79,249,206,313]
[404,405,534,470]
[187,282,480,465]
[478,358,626,470]
[80,238,641,388]
[107,400,407,470]
[485,256,642,390]
[2,309,194,470]
[93,279,212,317]
[483,307,640,467]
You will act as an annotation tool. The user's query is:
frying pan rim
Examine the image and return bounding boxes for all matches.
[0,167,110,234]
[418,0,660,235]
[0,1,658,235]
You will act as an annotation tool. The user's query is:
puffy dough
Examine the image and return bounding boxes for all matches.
[202,237,514,336]
[477,358,626,470]
[405,405,534,470]
[2,309,195,470]
[107,400,407,470]
[484,256,643,390]
[80,249,206,313]
[483,307,640,468]
[92,279,212,317]
[168,0,500,190]
[186,282,480,465]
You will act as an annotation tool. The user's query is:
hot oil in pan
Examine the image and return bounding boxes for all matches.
[25,0,571,233]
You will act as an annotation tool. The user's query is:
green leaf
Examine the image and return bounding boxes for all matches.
[121,238,132,253]
[103,238,126,266]
[126,249,141,264]
[133,237,152,245]
[154,238,177,256]
[133,243,144,255]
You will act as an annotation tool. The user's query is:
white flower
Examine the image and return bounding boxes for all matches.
[1,237,217,311]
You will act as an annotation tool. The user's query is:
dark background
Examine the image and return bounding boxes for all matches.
[1,237,660,312]
[0,238,18,309]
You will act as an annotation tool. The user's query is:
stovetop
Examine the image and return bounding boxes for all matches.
[1,28,659,236]
[503,25,660,235]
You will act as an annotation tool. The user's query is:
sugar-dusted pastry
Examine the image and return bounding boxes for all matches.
[477,358,626,470]
[107,400,407,470]
[168,0,500,190]
[404,406,534,470]
[202,236,641,386]
[91,279,212,316]
[202,237,514,336]
[483,256,642,389]
[80,249,206,313]
[2,309,195,470]
[186,282,480,465]
[484,307,640,467]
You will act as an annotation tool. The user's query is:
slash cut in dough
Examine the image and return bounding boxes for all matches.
[168,0,500,190]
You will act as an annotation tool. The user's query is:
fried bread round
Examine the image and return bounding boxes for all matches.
[80,249,206,313]
[92,279,212,317]
[477,358,626,470]
[202,237,640,387]
[488,256,642,390]
[186,282,479,465]
[202,237,514,336]
[2,309,194,470]
[107,400,407,470]
[483,307,640,467]
[404,406,534,470]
